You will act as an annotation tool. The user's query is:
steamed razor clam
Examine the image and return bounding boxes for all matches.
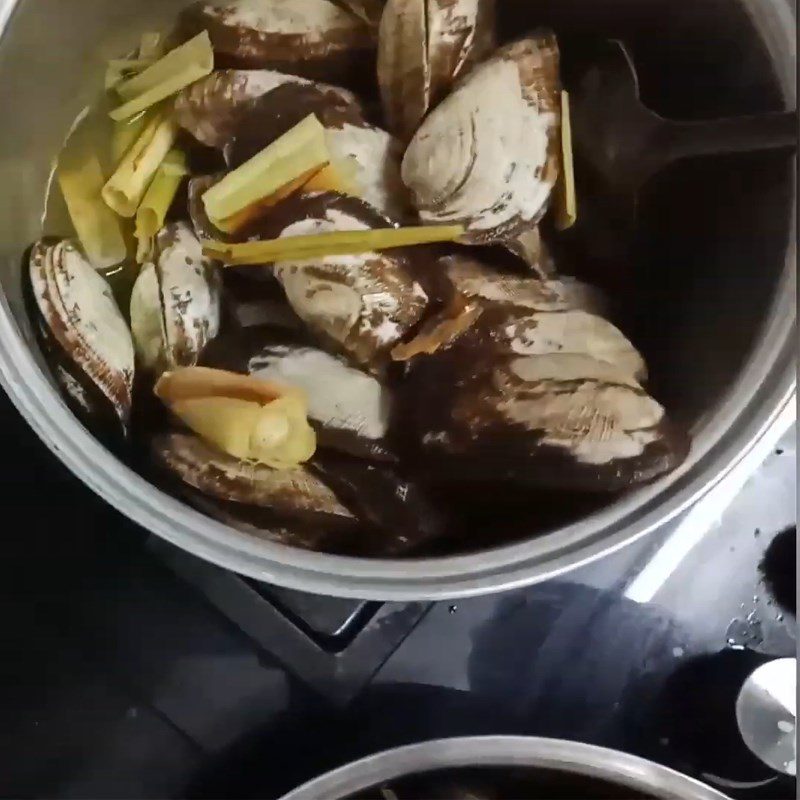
[377,0,494,142]
[29,240,135,436]
[226,86,407,219]
[175,69,364,150]
[406,350,688,492]
[177,0,374,80]
[401,33,562,244]
[244,192,428,367]
[130,222,222,374]
[153,431,356,525]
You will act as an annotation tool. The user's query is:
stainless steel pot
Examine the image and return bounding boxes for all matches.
[279,736,730,799]
[0,0,794,598]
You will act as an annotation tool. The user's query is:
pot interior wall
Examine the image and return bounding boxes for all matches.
[0,0,792,548]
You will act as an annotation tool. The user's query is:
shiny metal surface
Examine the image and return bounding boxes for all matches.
[279,736,730,800]
[0,0,794,598]
[736,658,797,776]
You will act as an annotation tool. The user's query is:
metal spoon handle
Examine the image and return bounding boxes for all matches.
[655,110,797,166]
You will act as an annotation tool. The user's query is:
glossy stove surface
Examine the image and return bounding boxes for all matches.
[0,387,795,799]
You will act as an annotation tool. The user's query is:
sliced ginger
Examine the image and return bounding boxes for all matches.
[155,367,316,469]
[392,296,483,361]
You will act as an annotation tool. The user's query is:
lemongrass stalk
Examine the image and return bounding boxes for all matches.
[202,114,329,224]
[202,224,465,265]
[555,90,577,231]
[105,58,154,91]
[57,143,127,270]
[102,113,176,217]
[110,109,155,166]
[110,32,213,121]
[134,149,187,262]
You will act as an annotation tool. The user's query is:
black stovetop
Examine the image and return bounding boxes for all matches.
[0,387,795,799]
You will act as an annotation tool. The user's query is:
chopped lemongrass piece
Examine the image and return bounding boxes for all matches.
[110,108,156,166]
[203,114,329,224]
[202,224,465,265]
[105,58,154,91]
[57,145,128,270]
[110,31,213,122]
[102,113,176,217]
[212,164,327,234]
[555,90,577,231]
[138,31,165,61]
[135,149,188,262]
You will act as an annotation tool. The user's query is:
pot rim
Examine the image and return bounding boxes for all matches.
[278,736,730,800]
[0,0,794,599]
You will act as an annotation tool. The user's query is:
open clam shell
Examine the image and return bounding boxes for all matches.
[177,0,374,81]
[246,192,428,367]
[377,0,494,142]
[153,431,355,524]
[130,222,222,374]
[225,86,406,220]
[29,239,134,436]
[401,31,562,244]
[175,69,364,150]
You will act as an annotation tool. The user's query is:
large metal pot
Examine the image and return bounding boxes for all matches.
[279,736,729,799]
[0,0,794,598]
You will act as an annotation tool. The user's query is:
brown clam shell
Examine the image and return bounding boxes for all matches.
[29,240,134,435]
[401,31,562,244]
[174,68,364,149]
[403,348,688,492]
[177,0,374,83]
[224,84,406,220]
[129,222,222,374]
[377,0,494,142]
[242,192,429,368]
[311,452,447,555]
[153,432,356,522]
[202,326,398,460]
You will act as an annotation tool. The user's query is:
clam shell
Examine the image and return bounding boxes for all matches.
[224,85,404,220]
[479,305,647,380]
[257,193,428,367]
[311,453,447,555]
[181,484,353,550]
[177,0,374,80]
[248,342,395,459]
[405,349,688,491]
[377,0,429,143]
[401,31,562,244]
[153,431,355,521]
[175,69,364,150]
[29,239,134,434]
[187,174,226,241]
[440,255,645,379]
[504,226,557,279]
[377,0,494,142]
[130,222,221,373]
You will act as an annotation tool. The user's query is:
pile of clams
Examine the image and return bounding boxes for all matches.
[27,0,689,556]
